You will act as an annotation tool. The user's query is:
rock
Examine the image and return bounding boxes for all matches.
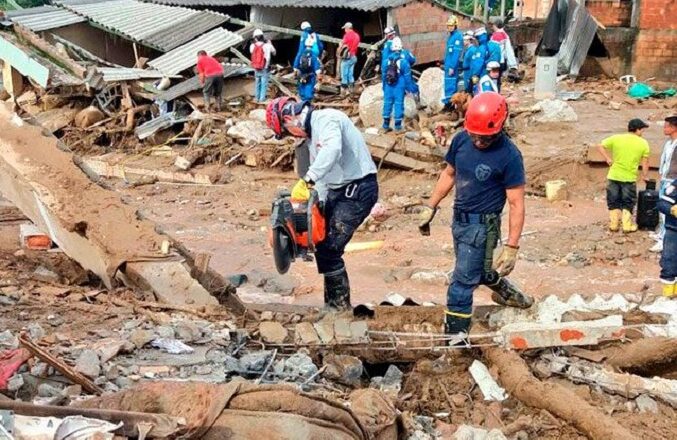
[350,321,369,343]
[32,266,60,284]
[174,321,201,342]
[545,180,568,202]
[94,339,126,363]
[75,349,101,378]
[195,365,213,375]
[74,106,105,128]
[61,385,82,397]
[295,322,321,345]
[452,425,508,440]
[258,321,288,344]
[261,275,297,296]
[323,354,363,386]
[533,99,578,123]
[608,101,622,111]
[104,364,119,380]
[334,318,353,342]
[314,321,335,344]
[31,362,49,377]
[37,383,63,398]
[411,270,449,285]
[205,349,229,363]
[260,311,274,321]
[418,67,445,112]
[358,83,417,128]
[155,325,175,339]
[283,352,318,379]
[0,330,18,349]
[227,120,274,145]
[635,394,658,413]
[381,365,404,393]
[7,374,24,392]
[129,329,156,349]
[27,323,45,341]
[223,355,240,373]
[115,376,134,389]
[248,108,267,122]
[239,351,272,372]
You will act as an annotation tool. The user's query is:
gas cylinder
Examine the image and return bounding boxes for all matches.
[637,180,659,230]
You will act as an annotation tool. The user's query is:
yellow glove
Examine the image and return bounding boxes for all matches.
[472,76,479,85]
[493,245,519,277]
[671,205,677,217]
[291,179,310,201]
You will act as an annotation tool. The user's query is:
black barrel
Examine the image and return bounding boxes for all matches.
[637,180,659,230]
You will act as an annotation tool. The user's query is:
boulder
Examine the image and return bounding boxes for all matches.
[359,84,416,128]
[74,106,105,128]
[533,99,578,123]
[227,120,274,145]
[418,67,445,112]
[323,354,363,386]
[248,108,267,122]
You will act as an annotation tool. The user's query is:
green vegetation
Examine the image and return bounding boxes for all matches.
[0,0,47,10]
[443,0,515,16]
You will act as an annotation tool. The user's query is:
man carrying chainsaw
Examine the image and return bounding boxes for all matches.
[418,92,533,341]
[266,98,378,310]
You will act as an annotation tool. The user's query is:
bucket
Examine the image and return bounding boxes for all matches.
[545,180,568,202]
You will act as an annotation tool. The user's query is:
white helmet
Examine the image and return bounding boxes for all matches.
[391,37,403,51]
[300,21,311,30]
[487,61,500,70]
[384,26,395,36]
[253,28,264,38]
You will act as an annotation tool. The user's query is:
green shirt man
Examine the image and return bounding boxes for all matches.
[597,118,651,233]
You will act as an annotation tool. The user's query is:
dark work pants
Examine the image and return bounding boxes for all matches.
[606,179,637,211]
[448,214,501,315]
[660,228,677,282]
[315,174,378,274]
[203,75,224,108]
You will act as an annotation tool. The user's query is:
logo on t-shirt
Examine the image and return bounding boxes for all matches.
[475,164,492,181]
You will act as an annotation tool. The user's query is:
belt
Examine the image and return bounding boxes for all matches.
[453,211,499,225]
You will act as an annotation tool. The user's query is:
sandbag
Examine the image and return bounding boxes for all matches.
[349,389,398,440]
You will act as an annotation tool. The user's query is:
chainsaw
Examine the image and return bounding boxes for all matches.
[269,188,326,274]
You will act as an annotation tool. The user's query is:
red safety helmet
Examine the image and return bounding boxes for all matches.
[266,97,295,137]
[464,92,508,136]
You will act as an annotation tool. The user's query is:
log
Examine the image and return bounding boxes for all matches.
[174,148,206,171]
[601,337,677,376]
[483,347,635,440]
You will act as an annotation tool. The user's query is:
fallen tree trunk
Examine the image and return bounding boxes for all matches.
[602,337,677,376]
[483,347,635,440]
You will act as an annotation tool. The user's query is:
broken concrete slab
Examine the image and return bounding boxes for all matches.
[359,84,417,128]
[500,315,624,350]
[0,104,217,306]
[294,322,321,345]
[258,321,288,344]
[124,261,217,306]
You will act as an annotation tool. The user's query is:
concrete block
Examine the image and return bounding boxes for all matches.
[349,321,369,343]
[295,322,321,345]
[334,318,353,343]
[314,321,335,344]
[500,315,624,350]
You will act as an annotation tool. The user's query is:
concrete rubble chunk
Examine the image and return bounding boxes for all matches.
[334,318,353,343]
[227,119,274,145]
[282,352,318,380]
[349,321,369,343]
[93,338,126,363]
[37,383,63,398]
[358,83,417,128]
[75,349,101,379]
[533,99,578,123]
[635,394,659,413]
[418,67,445,112]
[259,321,288,344]
[411,270,449,286]
[469,360,507,401]
[294,322,321,345]
[381,365,404,393]
[452,425,508,440]
[248,108,267,122]
[500,315,624,349]
[322,354,363,386]
[129,329,156,349]
[313,321,335,344]
[8,374,24,392]
[26,323,45,341]
[239,351,272,372]
[174,321,201,343]
[0,330,19,349]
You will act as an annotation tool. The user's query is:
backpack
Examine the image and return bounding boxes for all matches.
[299,51,313,74]
[385,58,399,86]
[251,43,266,70]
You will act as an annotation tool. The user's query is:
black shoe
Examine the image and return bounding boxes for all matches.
[444,313,471,346]
[487,277,534,309]
[324,268,351,311]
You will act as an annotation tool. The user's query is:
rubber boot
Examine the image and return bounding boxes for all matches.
[382,118,392,133]
[488,277,534,309]
[661,280,676,298]
[394,120,403,132]
[324,268,351,311]
[608,209,621,232]
[622,209,638,233]
[444,312,471,346]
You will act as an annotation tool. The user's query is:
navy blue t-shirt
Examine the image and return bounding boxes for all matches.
[445,130,526,214]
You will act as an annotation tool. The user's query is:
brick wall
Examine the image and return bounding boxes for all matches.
[638,0,677,30]
[393,2,478,64]
[585,0,632,27]
[632,0,677,80]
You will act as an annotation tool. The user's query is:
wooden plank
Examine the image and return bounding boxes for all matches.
[13,25,87,79]
[370,146,429,171]
[0,35,49,88]
[585,145,660,169]
[229,47,294,97]
[79,155,215,185]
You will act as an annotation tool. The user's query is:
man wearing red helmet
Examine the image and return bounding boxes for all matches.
[266,97,378,310]
[418,92,533,340]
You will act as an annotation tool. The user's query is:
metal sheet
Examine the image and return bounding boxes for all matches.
[0,35,50,87]
[557,0,598,76]
[147,27,243,75]
[96,67,168,81]
[158,63,250,101]
[57,0,227,51]
[142,0,412,11]
[7,6,86,32]
[135,112,188,139]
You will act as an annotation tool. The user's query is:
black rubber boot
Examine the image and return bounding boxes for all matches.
[324,268,351,311]
[444,313,471,346]
[487,277,534,309]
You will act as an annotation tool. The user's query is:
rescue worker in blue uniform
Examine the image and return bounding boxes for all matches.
[294,36,322,102]
[443,15,464,105]
[462,33,484,95]
[657,152,677,298]
[418,92,534,340]
[381,28,418,99]
[381,26,397,62]
[382,37,410,132]
[477,61,500,94]
[474,27,489,70]
[294,21,323,68]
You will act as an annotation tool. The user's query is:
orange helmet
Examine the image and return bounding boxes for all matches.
[464,92,508,136]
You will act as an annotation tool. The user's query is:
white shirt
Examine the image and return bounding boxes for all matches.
[660,137,677,179]
[249,41,276,69]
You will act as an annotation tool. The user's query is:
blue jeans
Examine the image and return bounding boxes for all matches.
[660,228,677,282]
[606,180,637,211]
[254,69,269,102]
[341,56,357,86]
[447,215,500,315]
[315,174,379,274]
[658,179,668,239]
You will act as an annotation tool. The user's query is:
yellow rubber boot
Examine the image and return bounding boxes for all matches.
[622,209,638,233]
[662,282,676,298]
[608,210,621,232]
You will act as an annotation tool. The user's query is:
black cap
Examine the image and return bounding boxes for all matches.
[665,115,677,126]
[628,118,649,132]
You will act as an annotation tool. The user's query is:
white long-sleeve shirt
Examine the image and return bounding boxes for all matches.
[660,138,677,179]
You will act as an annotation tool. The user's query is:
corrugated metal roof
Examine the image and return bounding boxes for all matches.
[135,112,189,139]
[147,27,243,75]
[96,67,168,81]
[143,0,413,11]
[158,63,250,101]
[557,0,598,76]
[57,0,228,51]
[6,6,87,32]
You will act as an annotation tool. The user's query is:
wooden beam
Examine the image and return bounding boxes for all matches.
[229,47,295,97]
[13,24,87,79]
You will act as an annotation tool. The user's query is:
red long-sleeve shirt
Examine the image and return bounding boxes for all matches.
[342,29,360,56]
[197,54,223,77]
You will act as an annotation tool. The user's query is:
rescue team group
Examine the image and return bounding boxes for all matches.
[200,16,677,343]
